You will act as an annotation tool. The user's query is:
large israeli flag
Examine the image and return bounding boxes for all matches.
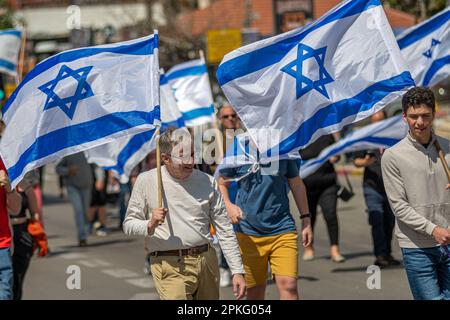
[0,34,160,188]
[397,7,450,87]
[0,29,22,76]
[85,73,185,183]
[216,0,414,159]
[299,115,407,178]
[166,58,215,127]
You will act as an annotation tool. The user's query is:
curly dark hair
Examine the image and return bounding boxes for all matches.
[402,87,436,114]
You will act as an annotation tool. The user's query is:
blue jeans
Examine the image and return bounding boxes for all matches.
[0,247,13,300]
[66,185,91,241]
[402,246,450,300]
[118,183,131,227]
[363,186,395,257]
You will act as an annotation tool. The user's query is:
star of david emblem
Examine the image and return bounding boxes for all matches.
[39,65,94,119]
[281,43,334,100]
[423,38,441,59]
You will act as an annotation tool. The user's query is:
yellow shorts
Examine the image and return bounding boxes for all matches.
[236,232,298,288]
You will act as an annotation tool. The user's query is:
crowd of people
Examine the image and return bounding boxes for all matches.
[0,87,450,300]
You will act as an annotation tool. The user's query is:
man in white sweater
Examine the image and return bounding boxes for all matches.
[382,87,450,300]
[123,128,246,300]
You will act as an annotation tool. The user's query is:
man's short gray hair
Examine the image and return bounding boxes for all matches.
[159,127,191,155]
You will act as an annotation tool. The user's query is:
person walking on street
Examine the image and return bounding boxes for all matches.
[56,152,93,247]
[300,134,345,263]
[353,111,400,268]
[382,87,450,300]
[218,139,313,300]
[123,128,246,300]
[0,158,22,300]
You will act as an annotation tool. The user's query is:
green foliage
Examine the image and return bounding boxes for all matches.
[0,0,14,29]
[383,0,447,18]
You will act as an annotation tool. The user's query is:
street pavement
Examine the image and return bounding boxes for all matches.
[23,164,412,300]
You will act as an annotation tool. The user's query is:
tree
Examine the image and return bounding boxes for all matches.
[383,0,447,19]
[0,0,14,29]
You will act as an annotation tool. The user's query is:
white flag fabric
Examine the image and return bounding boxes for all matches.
[214,132,300,181]
[85,73,185,183]
[0,34,160,188]
[216,0,414,160]
[166,58,215,127]
[397,7,450,87]
[299,115,407,178]
[0,29,22,76]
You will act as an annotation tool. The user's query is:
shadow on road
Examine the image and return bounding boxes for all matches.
[42,194,69,206]
[61,238,137,249]
[331,265,404,273]
[267,275,319,284]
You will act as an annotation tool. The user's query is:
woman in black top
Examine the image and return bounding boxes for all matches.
[10,180,40,299]
[300,134,345,263]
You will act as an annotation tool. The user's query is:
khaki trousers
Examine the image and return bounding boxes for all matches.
[150,246,220,300]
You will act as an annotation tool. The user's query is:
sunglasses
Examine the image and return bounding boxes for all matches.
[222,114,237,119]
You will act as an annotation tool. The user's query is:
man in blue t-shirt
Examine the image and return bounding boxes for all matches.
[218,154,312,300]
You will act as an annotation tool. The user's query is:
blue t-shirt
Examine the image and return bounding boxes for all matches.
[220,160,299,236]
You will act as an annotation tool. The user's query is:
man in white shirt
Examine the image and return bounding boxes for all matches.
[123,128,246,300]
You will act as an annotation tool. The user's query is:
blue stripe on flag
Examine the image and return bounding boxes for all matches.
[397,9,450,50]
[7,107,160,182]
[165,65,207,82]
[423,55,450,87]
[104,129,156,175]
[3,36,157,116]
[0,59,16,72]
[269,71,414,156]
[216,0,381,86]
[0,29,21,38]
[161,117,185,130]
[160,74,169,85]
[182,105,215,121]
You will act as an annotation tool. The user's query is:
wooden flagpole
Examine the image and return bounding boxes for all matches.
[199,50,224,162]
[434,139,450,182]
[17,29,26,84]
[156,126,163,208]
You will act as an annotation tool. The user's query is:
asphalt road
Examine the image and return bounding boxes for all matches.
[22,164,412,300]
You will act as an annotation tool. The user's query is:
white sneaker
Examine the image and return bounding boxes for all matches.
[219,267,232,287]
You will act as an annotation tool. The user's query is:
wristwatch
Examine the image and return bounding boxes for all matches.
[300,213,311,220]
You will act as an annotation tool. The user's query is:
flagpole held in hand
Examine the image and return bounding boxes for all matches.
[156,127,163,207]
[199,49,224,162]
[434,138,450,256]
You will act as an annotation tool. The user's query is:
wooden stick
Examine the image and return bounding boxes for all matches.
[434,139,450,182]
[212,119,224,162]
[199,50,224,162]
[156,126,163,208]
[17,29,27,84]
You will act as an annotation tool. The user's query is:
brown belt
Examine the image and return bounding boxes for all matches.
[149,244,210,257]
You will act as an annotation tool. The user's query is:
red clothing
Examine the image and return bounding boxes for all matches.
[0,158,11,248]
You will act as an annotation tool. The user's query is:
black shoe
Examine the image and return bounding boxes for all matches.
[78,240,88,247]
[386,255,401,266]
[374,256,390,268]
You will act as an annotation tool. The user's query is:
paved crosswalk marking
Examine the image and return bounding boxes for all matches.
[101,269,140,278]
[125,277,155,289]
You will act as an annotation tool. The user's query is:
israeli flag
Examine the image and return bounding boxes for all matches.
[85,73,185,183]
[299,115,407,178]
[0,33,160,188]
[397,6,450,87]
[0,29,22,76]
[216,0,414,159]
[166,58,215,127]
